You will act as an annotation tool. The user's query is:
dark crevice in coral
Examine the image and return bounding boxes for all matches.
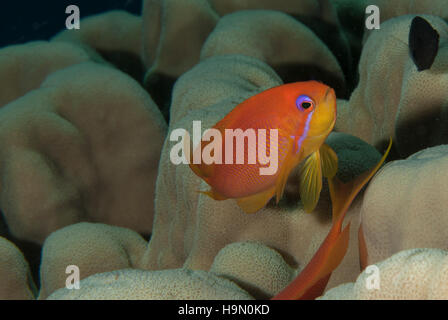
[274,247,300,270]
[274,63,347,99]
[144,72,176,124]
[293,15,353,73]
[395,111,448,159]
[376,138,402,163]
[97,50,146,85]
[0,213,41,290]
[289,13,363,93]
[140,233,151,242]
[218,274,271,300]
[329,5,367,92]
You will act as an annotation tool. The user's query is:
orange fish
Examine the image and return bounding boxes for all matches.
[188,81,338,213]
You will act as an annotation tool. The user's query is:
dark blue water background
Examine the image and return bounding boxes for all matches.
[0,1,142,48]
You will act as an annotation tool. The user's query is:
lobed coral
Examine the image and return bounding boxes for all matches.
[319,248,448,300]
[0,237,36,300]
[1,0,448,300]
[38,222,148,299]
[336,14,448,157]
[360,145,448,266]
[47,268,254,300]
[0,62,166,244]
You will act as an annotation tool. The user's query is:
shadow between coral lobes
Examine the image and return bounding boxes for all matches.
[0,212,152,290]
[0,212,42,288]
[275,63,348,99]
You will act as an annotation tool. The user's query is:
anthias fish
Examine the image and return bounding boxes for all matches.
[189,81,338,214]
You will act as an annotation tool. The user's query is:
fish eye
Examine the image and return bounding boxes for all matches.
[296,95,315,111]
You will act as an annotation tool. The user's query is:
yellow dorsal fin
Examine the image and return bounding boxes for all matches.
[236,186,276,214]
[320,144,338,178]
[298,151,323,213]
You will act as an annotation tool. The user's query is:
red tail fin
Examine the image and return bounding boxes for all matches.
[272,138,392,300]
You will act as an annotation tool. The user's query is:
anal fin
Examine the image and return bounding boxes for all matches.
[236,186,276,214]
[199,189,228,201]
[320,143,338,178]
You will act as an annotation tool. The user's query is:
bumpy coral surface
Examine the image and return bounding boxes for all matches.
[47,268,253,300]
[336,14,448,157]
[0,41,91,107]
[360,145,448,266]
[0,237,35,299]
[1,0,448,300]
[38,223,148,299]
[210,241,296,299]
[0,62,166,244]
[319,248,448,300]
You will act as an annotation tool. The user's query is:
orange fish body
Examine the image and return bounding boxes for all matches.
[189,81,338,213]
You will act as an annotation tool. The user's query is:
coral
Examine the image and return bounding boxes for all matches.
[336,15,448,157]
[3,0,448,301]
[209,0,323,17]
[0,62,166,244]
[365,0,448,26]
[141,0,219,118]
[359,145,448,266]
[52,10,145,81]
[37,223,282,299]
[210,241,296,299]
[326,132,381,182]
[319,248,448,300]
[0,236,36,299]
[47,268,253,300]
[53,10,143,58]
[38,222,147,299]
[200,10,345,93]
[208,0,352,80]
[0,41,90,107]
[142,0,218,78]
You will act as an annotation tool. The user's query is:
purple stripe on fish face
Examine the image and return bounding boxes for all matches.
[296,110,315,154]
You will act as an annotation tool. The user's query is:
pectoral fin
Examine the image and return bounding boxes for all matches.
[236,186,276,214]
[320,144,338,178]
[298,151,322,213]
